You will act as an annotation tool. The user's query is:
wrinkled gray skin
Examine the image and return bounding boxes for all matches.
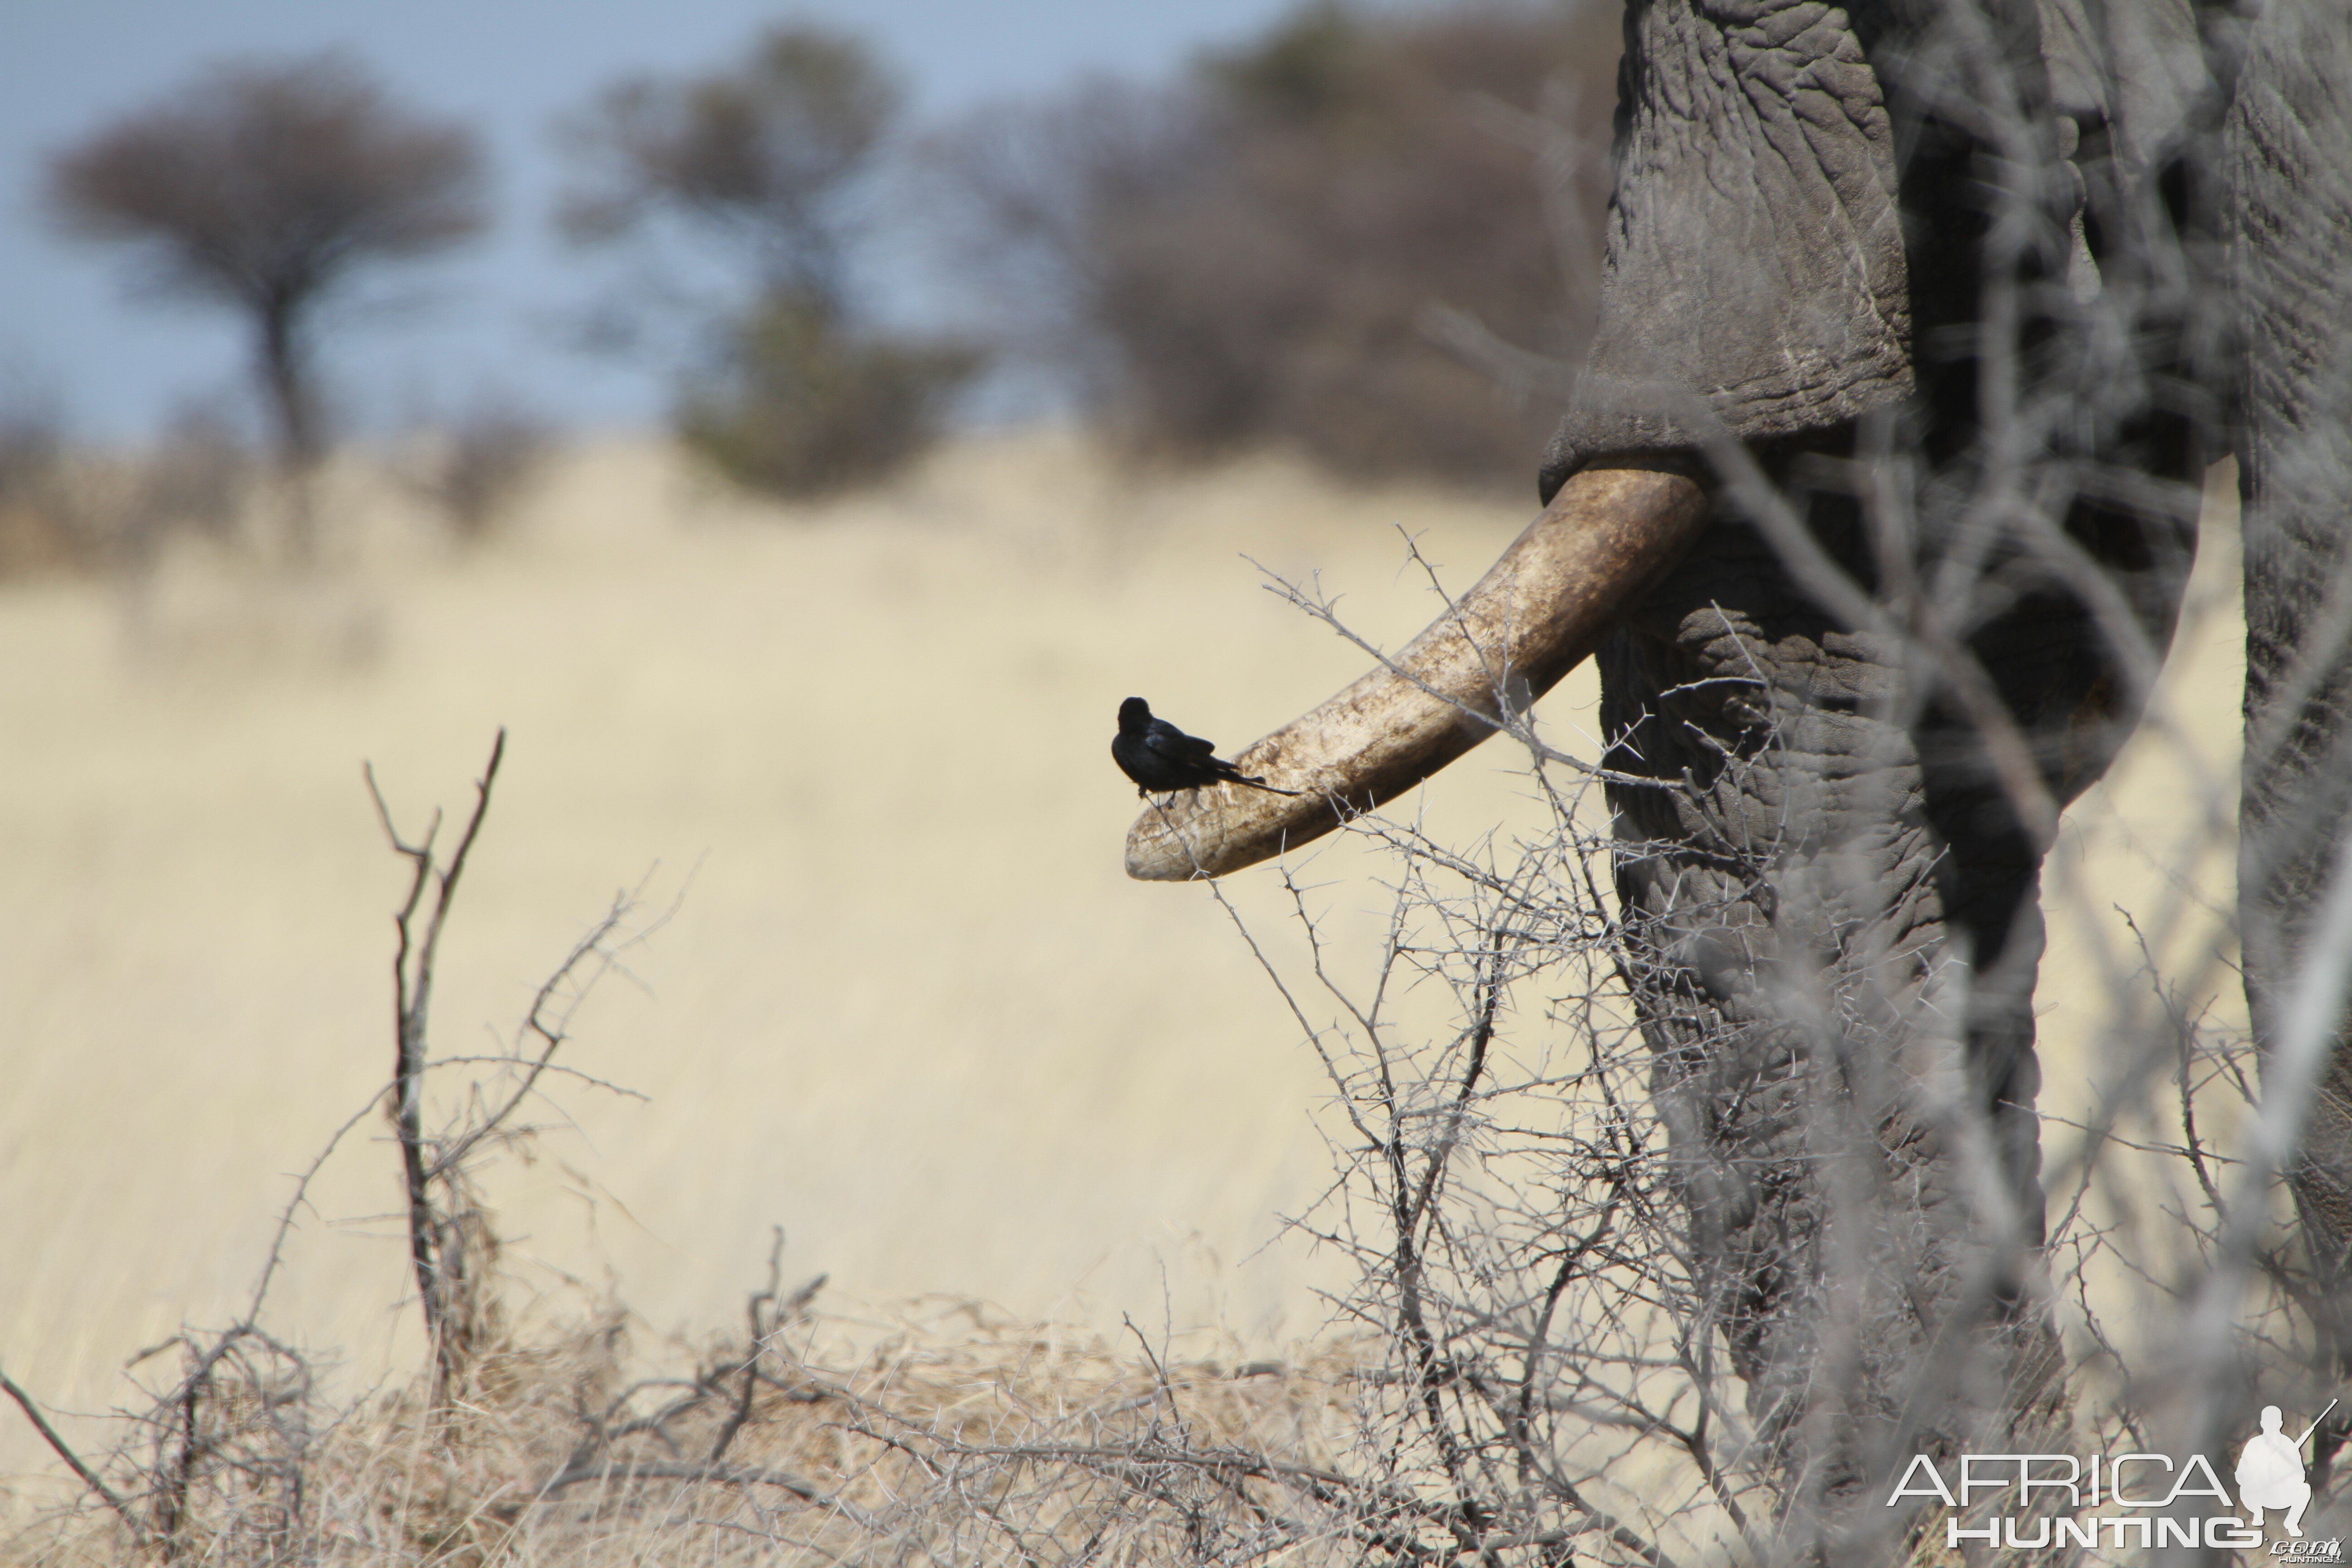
[1538,0,2350,1555]
[2233,0,2352,1387]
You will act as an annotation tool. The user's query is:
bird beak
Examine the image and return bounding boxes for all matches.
[1123,462,1710,880]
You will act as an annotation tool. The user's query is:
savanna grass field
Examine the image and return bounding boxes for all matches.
[0,431,2246,1553]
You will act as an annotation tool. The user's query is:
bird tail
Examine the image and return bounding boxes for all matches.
[1235,774,1304,798]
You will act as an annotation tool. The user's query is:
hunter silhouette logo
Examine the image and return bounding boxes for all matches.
[2239,1400,2335,1539]
[1886,1397,2340,1552]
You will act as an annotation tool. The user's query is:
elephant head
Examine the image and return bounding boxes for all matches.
[1125,0,2352,1555]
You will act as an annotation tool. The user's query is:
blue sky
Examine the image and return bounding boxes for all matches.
[0,0,1310,441]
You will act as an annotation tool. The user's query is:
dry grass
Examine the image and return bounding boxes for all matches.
[0,430,1576,1524]
[8,1284,1381,1565]
[0,431,2252,1562]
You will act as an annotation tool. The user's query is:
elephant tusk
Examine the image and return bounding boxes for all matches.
[1124,462,1710,881]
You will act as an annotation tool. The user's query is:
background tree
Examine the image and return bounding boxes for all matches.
[562,24,895,315]
[47,55,486,544]
[562,25,976,499]
[935,0,1622,489]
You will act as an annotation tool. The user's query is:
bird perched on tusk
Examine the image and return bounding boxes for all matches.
[1112,697,1301,799]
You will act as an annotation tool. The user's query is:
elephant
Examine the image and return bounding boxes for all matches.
[1125,0,2351,1557]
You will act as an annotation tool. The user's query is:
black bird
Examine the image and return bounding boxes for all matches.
[1113,697,1301,799]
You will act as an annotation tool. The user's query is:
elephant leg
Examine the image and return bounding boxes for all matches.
[1602,518,2064,1558]
[1598,432,2191,1554]
[2232,0,2352,1374]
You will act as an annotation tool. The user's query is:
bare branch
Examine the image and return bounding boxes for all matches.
[0,1366,143,1541]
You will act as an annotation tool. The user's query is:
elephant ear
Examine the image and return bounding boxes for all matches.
[1539,0,1912,500]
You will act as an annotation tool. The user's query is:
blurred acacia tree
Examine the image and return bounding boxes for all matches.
[563,25,977,499]
[47,56,485,551]
[936,0,1620,490]
[676,294,975,498]
[563,26,894,312]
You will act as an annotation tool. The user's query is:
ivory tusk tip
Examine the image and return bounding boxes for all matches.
[1123,784,1262,880]
[1123,839,1205,882]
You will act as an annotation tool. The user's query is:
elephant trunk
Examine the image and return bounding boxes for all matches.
[1123,461,1710,881]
